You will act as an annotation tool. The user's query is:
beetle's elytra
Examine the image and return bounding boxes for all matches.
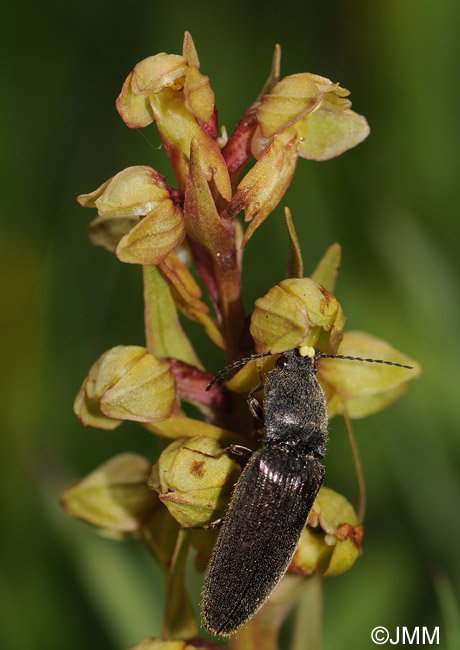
[201,348,326,636]
[201,346,413,636]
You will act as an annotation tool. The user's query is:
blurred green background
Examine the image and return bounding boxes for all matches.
[2,0,459,648]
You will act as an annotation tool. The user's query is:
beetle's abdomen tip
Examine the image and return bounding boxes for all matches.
[201,596,243,637]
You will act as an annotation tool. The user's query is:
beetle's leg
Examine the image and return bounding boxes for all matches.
[181,445,252,466]
[182,444,253,464]
[247,365,265,421]
[248,396,264,420]
[182,517,224,530]
[248,392,264,420]
[207,517,224,530]
[227,444,253,469]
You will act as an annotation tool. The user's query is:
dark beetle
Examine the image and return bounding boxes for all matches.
[201,347,326,636]
[201,347,412,635]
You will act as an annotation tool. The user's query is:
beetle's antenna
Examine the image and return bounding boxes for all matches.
[206,352,273,391]
[318,353,413,370]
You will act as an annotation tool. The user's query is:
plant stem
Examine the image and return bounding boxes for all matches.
[162,529,197,640]
[343,411,366,523]
[290,577,323,650]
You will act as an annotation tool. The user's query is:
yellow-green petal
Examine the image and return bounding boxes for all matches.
[85,346,146,401]
[184,66,214,123]
[61,453,157,532]
[116,54,188,128]
[88,214,139,252]
[182,31,200,69]
[257,74,322,138]
[116,201,185,266]
[297,107,370,161]
[73,380,122,430]
[131,54,188,95]
[317,330,421,419]
[92,166,170,218]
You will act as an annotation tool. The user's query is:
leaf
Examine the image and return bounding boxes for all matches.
[143,266,202,367]
[192,127,231,201]
[311,242,342,292]
[284,207,303,279]
[185,140,236,255]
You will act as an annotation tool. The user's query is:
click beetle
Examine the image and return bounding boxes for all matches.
[201,346,412,636]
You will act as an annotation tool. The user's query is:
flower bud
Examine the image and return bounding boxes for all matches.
[115,34,230,200]
[74,345,175,429]
[77,165,185,262]
[250,277,346,355]
[228,71,369,243]
[253,72,369,162]
[149,436,241,528]
[289,486,363,577]
[256,74,322,139]
[61,454,157,532]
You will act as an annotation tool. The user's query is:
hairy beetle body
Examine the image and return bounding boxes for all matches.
[202,349,327,636]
